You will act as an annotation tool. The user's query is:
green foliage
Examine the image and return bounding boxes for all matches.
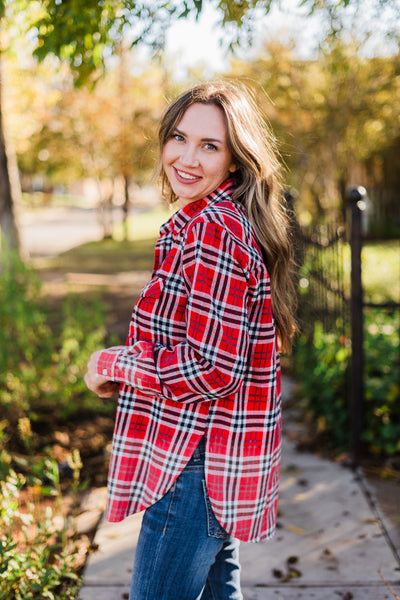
[294,322,351,451]
[0,393,87,597]
[0,251,113,426]
[28,0,381,86]
[0,468,82,600]
[32,0,118,86]
[362,312,400,455]
[31,0,202,84]
[293,311,400,456]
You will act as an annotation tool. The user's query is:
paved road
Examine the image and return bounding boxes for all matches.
[19,205,109,258]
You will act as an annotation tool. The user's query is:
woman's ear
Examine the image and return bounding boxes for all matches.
[228,163,237,173]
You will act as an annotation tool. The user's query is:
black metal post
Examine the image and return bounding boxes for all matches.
[347,187,366,466]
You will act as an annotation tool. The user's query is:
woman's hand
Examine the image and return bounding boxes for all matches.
[84,350,119,398]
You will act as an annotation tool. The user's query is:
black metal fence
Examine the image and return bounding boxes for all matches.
[291,187,400,464]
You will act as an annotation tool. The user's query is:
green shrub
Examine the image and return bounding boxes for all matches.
[362,312,400,455]
[0,252,114,597]
[0,251,114,428]
[293,311,400,456]
[293,322,351,451]
[0,469,81,600]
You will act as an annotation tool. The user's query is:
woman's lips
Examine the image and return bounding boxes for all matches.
[173,167,202,184]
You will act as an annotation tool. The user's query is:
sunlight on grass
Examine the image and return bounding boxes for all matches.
[338,241,399,303]
[113,206,173,241]
[42,238,156,274]
[362,241,400,303]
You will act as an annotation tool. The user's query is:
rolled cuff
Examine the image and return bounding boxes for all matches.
[95,346,126,381]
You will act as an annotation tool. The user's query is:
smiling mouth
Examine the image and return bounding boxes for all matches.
[174,168,201,181]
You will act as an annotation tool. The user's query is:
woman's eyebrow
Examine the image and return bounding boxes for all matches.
[174,127,223,144]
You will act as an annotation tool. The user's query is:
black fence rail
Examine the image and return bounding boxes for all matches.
[290,187,400,464]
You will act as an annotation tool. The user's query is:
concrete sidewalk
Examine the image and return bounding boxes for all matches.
[79,380,400,600]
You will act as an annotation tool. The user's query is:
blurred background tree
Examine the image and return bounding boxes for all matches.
[229,35,400,226]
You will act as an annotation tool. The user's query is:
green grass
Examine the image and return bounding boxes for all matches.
[113,206,172,241]
[362,241,400,304]
[40,238,156,274]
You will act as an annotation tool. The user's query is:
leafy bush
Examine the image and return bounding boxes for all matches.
[362,311,400,455]
[293,322,351,451]
[293,311,400,456]
[0,251,114,428]
[0,251,113,598]
[0,468,82,600]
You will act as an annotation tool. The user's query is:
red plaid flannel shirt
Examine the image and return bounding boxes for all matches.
[96,179,281,542]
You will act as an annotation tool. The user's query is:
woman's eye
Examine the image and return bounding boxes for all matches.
[204,143,217,151]
[173,133,184,142]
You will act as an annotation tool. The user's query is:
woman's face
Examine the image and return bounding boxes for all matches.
[162,103,236,208]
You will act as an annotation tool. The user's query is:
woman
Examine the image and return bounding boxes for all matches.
[84,80,297,600]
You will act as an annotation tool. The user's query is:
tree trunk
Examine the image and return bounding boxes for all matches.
[0,52,21,253]
[95,178,114,239]
[122,174,129,241]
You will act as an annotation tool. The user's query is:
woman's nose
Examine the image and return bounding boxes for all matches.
[181,146,199,167]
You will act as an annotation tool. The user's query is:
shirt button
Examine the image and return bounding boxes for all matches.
[102,369,108,376]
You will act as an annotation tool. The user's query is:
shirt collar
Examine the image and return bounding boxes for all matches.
[160,178,235,237]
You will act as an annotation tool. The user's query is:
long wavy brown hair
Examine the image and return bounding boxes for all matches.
[156,80,297,353]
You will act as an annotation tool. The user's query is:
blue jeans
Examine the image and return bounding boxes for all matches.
[129,437,243,600]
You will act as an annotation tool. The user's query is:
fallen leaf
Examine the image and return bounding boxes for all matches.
[286,524,307,535]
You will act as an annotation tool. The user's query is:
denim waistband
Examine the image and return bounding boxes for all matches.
[191,436,206,461]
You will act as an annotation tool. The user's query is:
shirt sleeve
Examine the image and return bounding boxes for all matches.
[96,221,250,404]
